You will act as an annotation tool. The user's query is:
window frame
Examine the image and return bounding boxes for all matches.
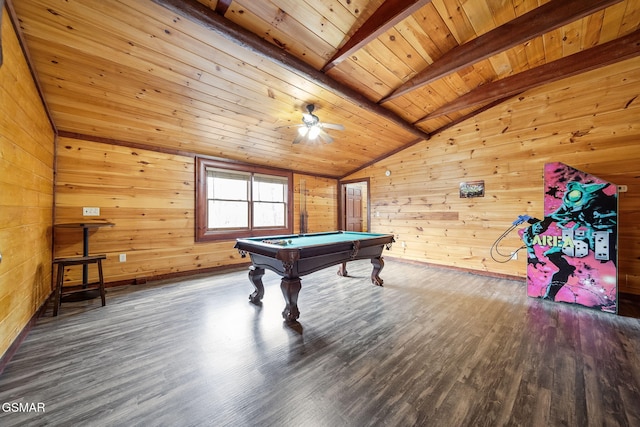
[195,157,293,242]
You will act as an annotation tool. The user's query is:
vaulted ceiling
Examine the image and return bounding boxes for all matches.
[9,0,640,178]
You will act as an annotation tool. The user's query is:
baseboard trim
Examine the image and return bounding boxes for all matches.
[384,256,525,282]
[0,299,49,375]
[102,263,250,289]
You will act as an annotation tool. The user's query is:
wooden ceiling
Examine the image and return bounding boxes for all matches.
[9,0,640,178]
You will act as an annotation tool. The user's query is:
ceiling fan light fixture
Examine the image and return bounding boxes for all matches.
[308,125,321,139]
[289,103,343,144]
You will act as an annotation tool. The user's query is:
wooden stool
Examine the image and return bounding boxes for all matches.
[53,255,107,316]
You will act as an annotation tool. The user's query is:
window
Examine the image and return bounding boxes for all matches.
[196,158,293,241]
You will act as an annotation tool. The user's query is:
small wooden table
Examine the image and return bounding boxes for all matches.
[54,222,114,299]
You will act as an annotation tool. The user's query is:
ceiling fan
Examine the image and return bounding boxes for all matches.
[291,104,345,144]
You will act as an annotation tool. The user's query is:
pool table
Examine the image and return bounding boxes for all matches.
[234,231,394,322]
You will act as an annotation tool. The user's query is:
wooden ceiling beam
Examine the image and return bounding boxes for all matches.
[151,0,431,142]
[381,0,625,103]
[322,0,433,72]
[414,29,640,124]
[214,0,232,16]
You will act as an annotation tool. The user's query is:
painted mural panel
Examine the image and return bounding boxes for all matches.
[522,162,618,313]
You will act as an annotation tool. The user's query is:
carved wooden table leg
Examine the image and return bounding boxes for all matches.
[370,256,385,286]
[337,262,348,277]
[280,277,301,322]
[248,266,265,303]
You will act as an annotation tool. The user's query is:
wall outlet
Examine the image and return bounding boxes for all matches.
[83,207,100,216]
[119,253,126,262]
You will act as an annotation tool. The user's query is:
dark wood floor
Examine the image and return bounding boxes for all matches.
[1,260,639,426]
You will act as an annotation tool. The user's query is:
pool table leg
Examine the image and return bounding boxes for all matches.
[337,262,348,277]
[248,266,265,303]
[280,277,301,322]
[371,256,385,286]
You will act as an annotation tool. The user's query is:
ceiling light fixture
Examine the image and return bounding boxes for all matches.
[308,125,321,140]
[289,104,345,144]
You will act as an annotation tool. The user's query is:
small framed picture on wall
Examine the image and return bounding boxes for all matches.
[459,180,485,198]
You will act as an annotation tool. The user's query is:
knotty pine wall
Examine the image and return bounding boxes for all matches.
[54,137,338,285]
[294,174,339,233]
[0,8,55,359]
[345,57,640,295]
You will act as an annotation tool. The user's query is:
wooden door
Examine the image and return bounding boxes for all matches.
[345,185,363,232]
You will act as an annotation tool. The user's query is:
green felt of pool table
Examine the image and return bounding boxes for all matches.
[252,231,391,248]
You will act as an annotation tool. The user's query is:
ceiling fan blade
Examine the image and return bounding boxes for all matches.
[276,124,305,130]
[322,123,345,131]
[318,129,334,144]
[293,126,309,144]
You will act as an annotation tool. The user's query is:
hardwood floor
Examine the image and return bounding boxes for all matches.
[1,260,639,426]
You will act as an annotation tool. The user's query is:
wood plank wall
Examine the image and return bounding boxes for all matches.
[54,140,243,284]
[294,174,339,233]
[54,138,338,285]
[0,7,55,359]
[345,57,640,295]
